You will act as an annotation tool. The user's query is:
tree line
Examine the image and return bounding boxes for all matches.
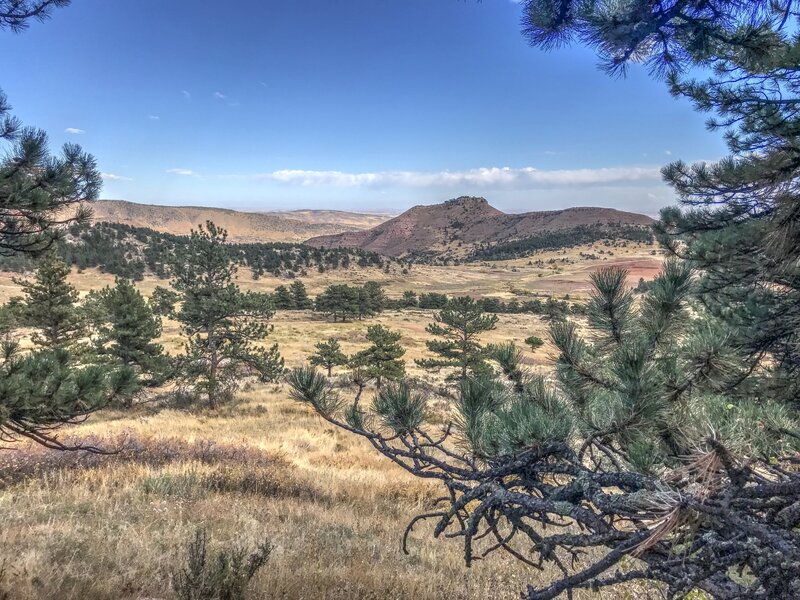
[0,221,402,281]
[271,281,585,320]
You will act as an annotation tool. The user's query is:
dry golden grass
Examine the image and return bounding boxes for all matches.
[0,388,553,600]
[0,242,665,600]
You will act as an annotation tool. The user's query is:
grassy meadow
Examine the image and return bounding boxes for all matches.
[0,242,663,600]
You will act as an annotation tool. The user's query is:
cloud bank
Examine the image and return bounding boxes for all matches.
[238,165,663,189]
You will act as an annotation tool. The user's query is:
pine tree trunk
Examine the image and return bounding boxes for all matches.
[208,323,218,409]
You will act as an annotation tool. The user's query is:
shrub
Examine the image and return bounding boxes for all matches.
[171,528,271,600]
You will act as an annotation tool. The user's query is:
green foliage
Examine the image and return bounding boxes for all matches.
[452,377,509,454]
[0,220,396,281]
[416,296,498,381]
[271,285,294,310]
[470,224,653,261]
[490,379,572,455]
[89,277,169,399]
[313,282,386,322]
[0,343,136,449]
[587,267,634,345]
[0,17,132,449]
[171,222,283,408]
[149,286,179,317]
[272,280,316,311]
[289,280,312,309]
[287,366,343,416]
[356,281,386,319]
[13,253,85,349]
[487,342,526,391]
[171,528,271,600]
[418,292,448,309]
[400,290,418,308]
[551,262,798,464]
[0,88,97,256]
[350,325,405,387]
[371,382,426,434]
[308,338,348,377]
[524,335,544,351]
[313,284,359,322]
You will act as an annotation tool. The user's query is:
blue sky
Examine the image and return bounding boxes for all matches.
[1,0,727,215]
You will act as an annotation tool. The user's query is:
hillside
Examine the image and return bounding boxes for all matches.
[306,196,654,259]
[89,200,391,244]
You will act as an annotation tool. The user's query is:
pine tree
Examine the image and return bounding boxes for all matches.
[0,0,134,451]
[350,325,405,387]
[14,253,84,349]
[356,281,386,319]
[524,335,543,351]
[272,285,295,310]
[290,280,313,310]
[0,1,71,32]
[0,342,136,449]
[309,337,349,377]
[92,277,168,395]
[148,286,179,317]
[171,221,284,408]
[0,88,97,255]
[314,284,359,322]
[401,290,418,308]
[416,296,498,381]
[520,1,800,403]
[418,292,448,309]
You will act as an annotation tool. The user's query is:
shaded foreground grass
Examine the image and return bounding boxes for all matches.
[0,387,659,599]
[0,388,551,600]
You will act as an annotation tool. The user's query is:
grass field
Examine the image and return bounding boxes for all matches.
[0,242,664,600]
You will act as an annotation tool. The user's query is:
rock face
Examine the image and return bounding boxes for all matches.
[305,196,654,257]
[89,200,391,244]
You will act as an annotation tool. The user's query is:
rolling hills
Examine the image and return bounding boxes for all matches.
[89,200,391,244]
[306,196,654,258]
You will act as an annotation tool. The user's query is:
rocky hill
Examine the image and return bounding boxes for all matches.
[89,200,391,244]
[306,196,654,258]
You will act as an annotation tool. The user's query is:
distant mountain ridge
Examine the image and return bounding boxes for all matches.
[89,200,391,244]
[305,196,654,258]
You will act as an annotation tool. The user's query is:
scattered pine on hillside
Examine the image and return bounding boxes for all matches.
[0,221,401,280]
[469,223,653,262]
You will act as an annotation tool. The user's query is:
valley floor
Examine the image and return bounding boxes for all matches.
[0,243,664,599]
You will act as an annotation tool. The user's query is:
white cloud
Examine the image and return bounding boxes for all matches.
[182,90,191,100]
[148,115,160,120]
[214,91,227,100]
[65,127,85,134]
[238,165,663,189]
[664,150,672,155]
[166,168,197,176]
[101,172,133,182]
